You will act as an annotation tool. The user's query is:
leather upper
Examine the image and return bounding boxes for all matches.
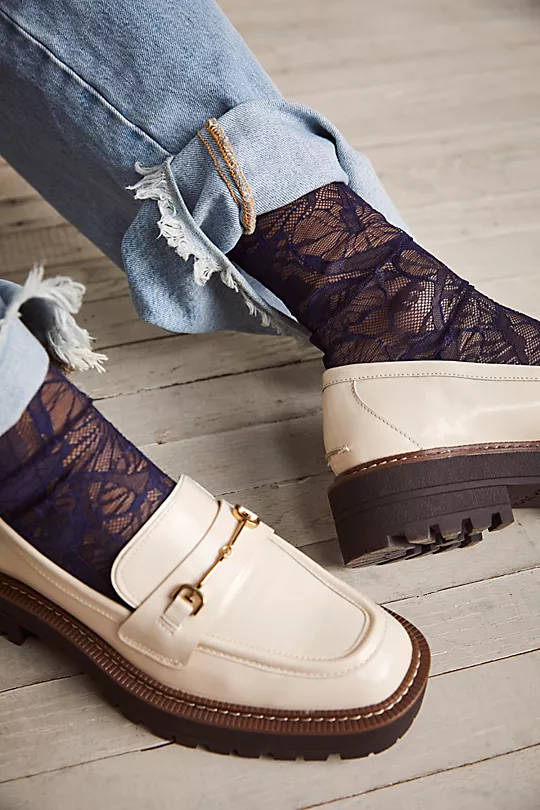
[0,475,412,711]
[323,360,540,475]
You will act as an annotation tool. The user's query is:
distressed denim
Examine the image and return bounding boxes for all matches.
[0,282,49,433]
[0,0,406,429]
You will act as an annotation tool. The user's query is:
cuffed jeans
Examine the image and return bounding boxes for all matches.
[0,0,406,434]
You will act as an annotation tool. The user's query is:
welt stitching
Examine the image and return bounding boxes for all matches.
[347,441,540,473]
[0,7,170,157]
[2,580,422,722]
[351,382,421,449]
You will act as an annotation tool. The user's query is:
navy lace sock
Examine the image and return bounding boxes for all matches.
[230,182,540,368]
[0,365,175,600]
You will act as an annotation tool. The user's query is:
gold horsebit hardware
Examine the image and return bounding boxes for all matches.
[172,504,260,617]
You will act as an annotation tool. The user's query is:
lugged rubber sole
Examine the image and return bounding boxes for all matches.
[0,573,429,761]
[329,442,540,567]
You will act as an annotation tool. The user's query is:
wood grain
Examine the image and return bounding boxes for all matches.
[315,746,540,810]
[1,654,539,804]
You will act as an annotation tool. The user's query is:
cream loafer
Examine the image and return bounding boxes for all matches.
[323,360,540,566]
[0,475,429,760]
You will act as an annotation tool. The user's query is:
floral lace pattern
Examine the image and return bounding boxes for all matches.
[0,366,174,600]
[230,182,540,368]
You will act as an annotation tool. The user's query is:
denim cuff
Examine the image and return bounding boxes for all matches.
[171,98,349,254]
[0,317,48,435]
[124,98,409,340]
[0,272,106,435]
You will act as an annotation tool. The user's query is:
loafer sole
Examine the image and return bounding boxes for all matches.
[329,441,540,567]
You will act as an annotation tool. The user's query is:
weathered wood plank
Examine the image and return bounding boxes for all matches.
[238,7,540,73]
[0,195,63,234]
[314,746,540,810]
[5,258,129,303]
[302,67,540,151]
[142,413,326,493]
[392,568,540,676]
[411,191,540,250]
[1,652,539,802]
[0,164,36,202]
[78,295,167,349]
[0,675,160,783]
[74,332,318,398]
[96,359,322,445]
[0,223,100,273]
[0,637,82,695]
[367,124,540,213]
[304,512,540,603]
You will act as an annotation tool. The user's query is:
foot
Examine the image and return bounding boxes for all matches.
[231,183,540,566]
[324,359,540,566]
[0,369,429,758]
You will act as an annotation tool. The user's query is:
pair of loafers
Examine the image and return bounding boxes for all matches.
[1,358,538,759]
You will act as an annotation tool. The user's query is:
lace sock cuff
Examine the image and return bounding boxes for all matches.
[230,182,540,367]
[0,365,175,600]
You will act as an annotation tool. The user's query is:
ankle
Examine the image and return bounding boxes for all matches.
[231,182,540,367]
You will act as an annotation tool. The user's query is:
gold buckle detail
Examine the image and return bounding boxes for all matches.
[175,503,259,616]
[172,584,204,616]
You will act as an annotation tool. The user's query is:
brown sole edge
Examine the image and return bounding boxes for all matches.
[328,443,540,567]
[0,572,429,760]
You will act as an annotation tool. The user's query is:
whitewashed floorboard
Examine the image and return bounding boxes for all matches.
[5,257,130,302]
[142,413,326,491]
[73,332,319,398]
[0,675,160,782]
[306,515,540,602]
[1,653,539,805]
[96,359,322,445]
[314,745,540,810]
[0,194,63,234]
[77,295,167,350]
[0,223,99,272]
[0,636,81,695]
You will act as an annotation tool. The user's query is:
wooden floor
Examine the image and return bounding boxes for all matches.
[1,0,540,806]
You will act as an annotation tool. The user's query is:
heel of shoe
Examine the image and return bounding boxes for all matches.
[329,457,515,567]
[0,607,30,646]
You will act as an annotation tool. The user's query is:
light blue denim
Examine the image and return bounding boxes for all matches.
[0,0,406,433]
[0,282,50,433]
